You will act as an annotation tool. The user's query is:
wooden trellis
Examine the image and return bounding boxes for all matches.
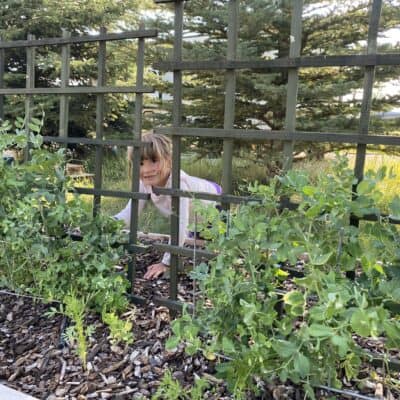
[150,1,400,391]
[152,0,400,304]
[1,0,399,305]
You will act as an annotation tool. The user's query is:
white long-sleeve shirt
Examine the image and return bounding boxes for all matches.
[114,170,221,265]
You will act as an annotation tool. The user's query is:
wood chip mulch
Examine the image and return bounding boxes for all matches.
[0,241,398,400]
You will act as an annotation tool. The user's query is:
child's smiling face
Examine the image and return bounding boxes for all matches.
[140,158,170,187]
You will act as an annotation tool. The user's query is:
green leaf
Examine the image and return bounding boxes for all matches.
[308,324,334,337]
[309,251,332,266]
[293,352,310,378]
[279,368,288,383]
[272,340,297,358]
[166,336,180,350]
[330,335,349,357]
[383,321,400,348]
[28,122,41,133]
[305,204,323,218]
[350,309,385,337]
[30,117,42,125]
[302,185,316,196]
[221,337,236,354]
[389,195,400,218]
[283,290,304,306]
[357,180,372,195]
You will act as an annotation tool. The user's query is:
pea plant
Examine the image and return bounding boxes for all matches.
[0,121,133,356]
[168,156,400,399]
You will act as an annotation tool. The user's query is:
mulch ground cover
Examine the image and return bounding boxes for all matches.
[0,240,398,399]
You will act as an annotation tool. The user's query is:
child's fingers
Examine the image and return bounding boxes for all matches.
[144,263,167,280]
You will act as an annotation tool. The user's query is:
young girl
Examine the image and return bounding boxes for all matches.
[114,132,222,280]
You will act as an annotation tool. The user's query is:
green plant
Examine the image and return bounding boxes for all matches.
[102,309,134,345]
[0,121,132,354]
[152,369,210,400]
[63,292,94,369]
[167,156,400,399]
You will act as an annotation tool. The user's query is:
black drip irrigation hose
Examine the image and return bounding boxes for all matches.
[315,385,380,400]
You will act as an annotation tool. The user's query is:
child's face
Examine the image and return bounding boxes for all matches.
[140,158,170,187]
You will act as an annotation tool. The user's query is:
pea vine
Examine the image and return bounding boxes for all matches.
[0,121,132,365]
[168,156,400,399]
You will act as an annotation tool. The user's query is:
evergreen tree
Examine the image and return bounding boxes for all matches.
[157,0,400,162]
[0,0,157,138]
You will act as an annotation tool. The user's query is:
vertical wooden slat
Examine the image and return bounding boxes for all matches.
[348,0,382,280]
[24,34,35,162]
[282,0,303,172]
[128,25,145,288]
[93,27,107,216]
[0,37,4,121]
[221,0,239,201]
[170,0,184,302]
[59,29,71,141]
[353,0,382,182]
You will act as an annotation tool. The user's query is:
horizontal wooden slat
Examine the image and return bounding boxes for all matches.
[128,294,192,315]
[72,187,150,200]
[366,351,400,371]
[155,127,400,146]
[154,53,400,71]
[153,296,193,313]
[0,30,158,49]
[354,213,400,225]
[152,187,260,204]
[0,86,153,95]
[153,243,216,260]
[127,294,148,306]
[124,243,150,254]
[42,136,142,147]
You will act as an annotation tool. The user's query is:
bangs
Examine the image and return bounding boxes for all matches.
[141,142,159,162]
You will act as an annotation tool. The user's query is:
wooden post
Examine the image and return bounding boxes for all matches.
[0,37,4,121]
[282,0,303,172]
[24,34,35,162]
[353,0,382,182]
[59,29,71,141]
[93,27,107,216]
[169,0,184,304]
[221,0,239,205]
[128,23,146,288]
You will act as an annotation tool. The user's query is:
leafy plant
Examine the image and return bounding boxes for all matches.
[152,369,210,400]
[102,309,134,345]
[63,292,94,369]
[0,121,133,356]
[167,156,400,399]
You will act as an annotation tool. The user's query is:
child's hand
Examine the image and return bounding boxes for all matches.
[144,262,168,280]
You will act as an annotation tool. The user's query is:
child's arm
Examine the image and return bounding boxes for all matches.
[144,196,190,279]
[113,182,146,228]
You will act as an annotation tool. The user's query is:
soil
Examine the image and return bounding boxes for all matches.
[0,242,398,400]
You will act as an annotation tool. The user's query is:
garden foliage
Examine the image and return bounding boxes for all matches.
[0,121,131,359]
[168,156,400,399]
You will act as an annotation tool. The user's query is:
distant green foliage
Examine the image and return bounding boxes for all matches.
[0,0,159,138]
[172,0,400,161]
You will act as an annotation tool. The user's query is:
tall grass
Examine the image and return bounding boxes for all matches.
[351,153,400,208]
[295,152,400,211]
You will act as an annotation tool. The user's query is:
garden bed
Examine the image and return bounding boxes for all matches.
[0,242,398,400]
